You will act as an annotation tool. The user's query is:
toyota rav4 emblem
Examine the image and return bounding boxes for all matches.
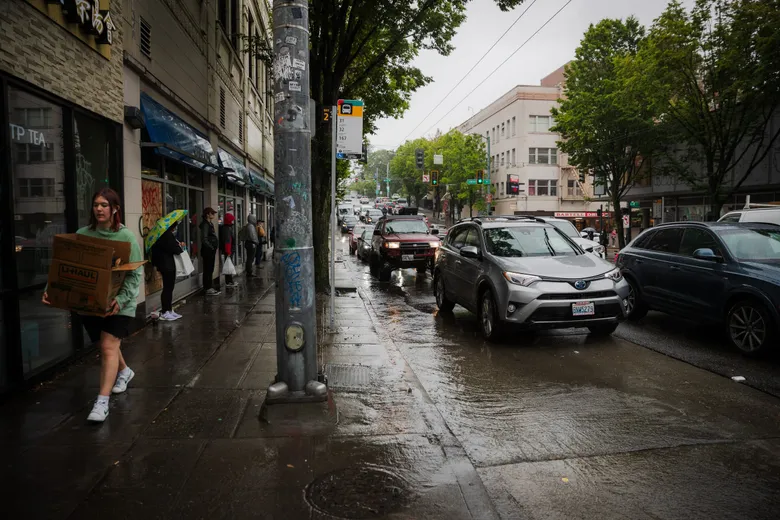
[574,280,587,290]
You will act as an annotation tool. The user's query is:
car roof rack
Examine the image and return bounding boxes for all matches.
[456,215,548,225]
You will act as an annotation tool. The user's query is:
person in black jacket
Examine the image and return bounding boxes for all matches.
[199,207,220,295]
[151,222,184,321]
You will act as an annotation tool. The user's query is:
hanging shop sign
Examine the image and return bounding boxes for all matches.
[25,0,116,60]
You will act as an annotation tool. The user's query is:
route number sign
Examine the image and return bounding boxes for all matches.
[336,99,364,160]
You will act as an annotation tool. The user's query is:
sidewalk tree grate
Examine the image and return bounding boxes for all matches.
[325,364,372,390]
[305,464,412,518]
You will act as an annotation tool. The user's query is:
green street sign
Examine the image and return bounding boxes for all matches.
[629,201,640,208]
[466,179,478,185]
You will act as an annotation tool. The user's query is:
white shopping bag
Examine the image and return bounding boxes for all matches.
[174,250,196,277]
[222,256,237,276]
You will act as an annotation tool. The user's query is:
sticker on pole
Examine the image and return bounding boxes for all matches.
[336,99,364,160]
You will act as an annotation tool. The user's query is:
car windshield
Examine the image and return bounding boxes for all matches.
[549,220,580,239]
[717,227,780,261]
[384,220,429,234]
[368,210,383,216]
[484,226,579,257]
[343,216,357,223]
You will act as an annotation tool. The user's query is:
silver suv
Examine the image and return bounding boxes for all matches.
[433,216,629,340]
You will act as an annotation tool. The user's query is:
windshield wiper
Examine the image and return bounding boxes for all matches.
[543,229,556,256]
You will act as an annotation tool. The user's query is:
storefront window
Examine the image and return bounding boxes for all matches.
[74,112,111,227]
[165,160,186,184]
[8,87,73,376]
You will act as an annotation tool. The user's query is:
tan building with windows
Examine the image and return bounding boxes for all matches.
[122,0,274,312]
[456,68,596,225]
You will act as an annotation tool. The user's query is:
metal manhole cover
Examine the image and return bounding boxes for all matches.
[325,364,372,390]
[305,465,412,519]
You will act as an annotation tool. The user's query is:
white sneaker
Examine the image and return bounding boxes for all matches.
[206,289,221,296]
[159,311,179,321]
[171,311,182,319]
[112,368,135,394]
[87,400,109,422]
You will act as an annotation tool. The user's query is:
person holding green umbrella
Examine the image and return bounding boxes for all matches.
[147,210,187,320]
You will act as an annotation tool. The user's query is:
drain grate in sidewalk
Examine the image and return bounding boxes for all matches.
[325,364,372,390]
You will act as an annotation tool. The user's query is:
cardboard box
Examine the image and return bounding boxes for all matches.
[46,234,146,316]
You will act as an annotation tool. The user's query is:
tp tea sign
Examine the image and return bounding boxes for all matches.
[336,99,364,160]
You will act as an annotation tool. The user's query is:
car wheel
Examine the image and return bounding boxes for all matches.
[435,272,455,312]
[379,263,393,282]
[369,255,379,277]
[478,289,503,341]
[624,277,648,321]
[416,266,427,276]
[727,299,775,355]
[587,323,619,336]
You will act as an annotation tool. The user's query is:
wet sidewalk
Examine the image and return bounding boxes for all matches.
[0,262,497,519]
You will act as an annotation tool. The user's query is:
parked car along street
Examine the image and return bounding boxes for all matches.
[523,215,606,258]
[349,223,373,255]
[434,216,628,341]
[357,228,373,262]
[617,221,780,355]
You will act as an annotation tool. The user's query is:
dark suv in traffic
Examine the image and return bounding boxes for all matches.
[617,221,780,355]
[369,215,440,281]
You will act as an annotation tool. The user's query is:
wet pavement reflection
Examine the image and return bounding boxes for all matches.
[343,239,780,519]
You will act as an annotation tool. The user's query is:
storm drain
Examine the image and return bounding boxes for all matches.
[305,465,412,519]
[325,364,372,390]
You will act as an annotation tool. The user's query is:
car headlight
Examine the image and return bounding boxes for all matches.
[503,271,541,287]
[429,242,440,248]
[384,241,400,249]
[604,268,622,282]
[594,245,605,254]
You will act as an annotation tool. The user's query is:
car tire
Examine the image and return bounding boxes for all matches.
[369,255,379,277]
[587,323,619,336]
[416,266,427,276]
[379,263,393,282]
[726,299,775,355]
[478,289,503,342]
[625,277,648,321]
[434,272,455,312]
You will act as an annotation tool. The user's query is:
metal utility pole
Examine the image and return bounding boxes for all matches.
[385,163,390,198]
[267,0,326,404]
[329,104,336,332]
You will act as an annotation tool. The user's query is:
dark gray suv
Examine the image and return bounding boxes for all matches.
[434,217,629,341]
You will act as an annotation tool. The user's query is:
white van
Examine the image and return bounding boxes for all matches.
[718,207,780,225]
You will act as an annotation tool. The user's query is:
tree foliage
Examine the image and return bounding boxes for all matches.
[629,0,780,218]
[307,0,528,290]
[551,17,659,248]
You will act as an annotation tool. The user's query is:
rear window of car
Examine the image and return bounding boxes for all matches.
[631,230,655,249]
[483,226,579,257]
[679,228,723,256]
[644,228,683,253]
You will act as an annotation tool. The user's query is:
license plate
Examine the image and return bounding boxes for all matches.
[402,254,414,262]
[572,301,595,316]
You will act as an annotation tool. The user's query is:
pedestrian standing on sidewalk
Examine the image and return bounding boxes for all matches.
[42,188,142,423]
[151,222,185,321]
[242,214,260,277]
[200,207,220,295]
[220,213,238,287]
[610,228,617,248]
[257,219,267,262]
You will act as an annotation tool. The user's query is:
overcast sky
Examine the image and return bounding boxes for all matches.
[370,0,695,151]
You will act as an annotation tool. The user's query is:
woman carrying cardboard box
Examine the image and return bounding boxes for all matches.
[42,188,143,423]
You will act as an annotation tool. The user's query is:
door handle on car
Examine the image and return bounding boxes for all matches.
[669,265,680,271]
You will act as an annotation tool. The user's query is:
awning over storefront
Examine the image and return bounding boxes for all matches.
[139,93,223,174]
[249,168,274,197]
[218,148,249,185]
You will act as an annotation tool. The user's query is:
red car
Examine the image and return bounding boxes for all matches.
[369,215,441,281]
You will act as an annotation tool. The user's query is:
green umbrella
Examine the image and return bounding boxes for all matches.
[145,209,188,252]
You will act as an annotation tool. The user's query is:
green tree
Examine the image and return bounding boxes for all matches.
[350,179,376,197]
[389,138,432,206]
[365,148,399,196]
[630,0,780,219]
[307,0,528,290]
[431,130,488,218]
[551,17,659,248]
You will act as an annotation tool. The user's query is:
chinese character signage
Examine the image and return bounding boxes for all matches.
[25,0,115,60]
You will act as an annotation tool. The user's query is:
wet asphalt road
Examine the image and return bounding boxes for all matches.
[337,234,780,519]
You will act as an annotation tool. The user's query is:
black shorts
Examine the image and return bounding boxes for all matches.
[81,315,134,343]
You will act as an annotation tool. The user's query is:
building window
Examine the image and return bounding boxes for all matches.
[528,147,558,165]
[528,179,557,196]
[18,178,56,198]
[511,148,516,166]
[218,0,228,28]
[231,0,240,48]
[14,143,55,163]
[220,87,226,129]
[512,116,516,135]
[238,111,244,144]
[501,123,505,136]
[500,152,505,166]
[247,14,255,84]
[567,179,583,197]
[486,130,489,142]
[140,17,152,59]
[500,182,505,195]
[529,115,554,132]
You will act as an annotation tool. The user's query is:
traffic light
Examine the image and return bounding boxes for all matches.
[431,170,439,186]
[476,169,484,184]
[596,208,602,218]
[578,170,585,184]
[359,142,368,164]
[415,148,424,169]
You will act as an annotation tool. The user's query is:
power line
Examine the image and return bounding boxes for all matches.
[401,0,541,142]
[420,0,575,138]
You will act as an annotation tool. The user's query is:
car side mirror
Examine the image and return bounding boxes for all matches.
[431,228,439,235]
[692,248,722,262]
[373,229,382,236]
[461,245,481,260]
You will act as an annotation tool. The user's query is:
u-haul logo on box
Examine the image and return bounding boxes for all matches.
[59,264,98,284]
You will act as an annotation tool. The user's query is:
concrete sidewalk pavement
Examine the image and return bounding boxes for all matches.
[0,264,497,519]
